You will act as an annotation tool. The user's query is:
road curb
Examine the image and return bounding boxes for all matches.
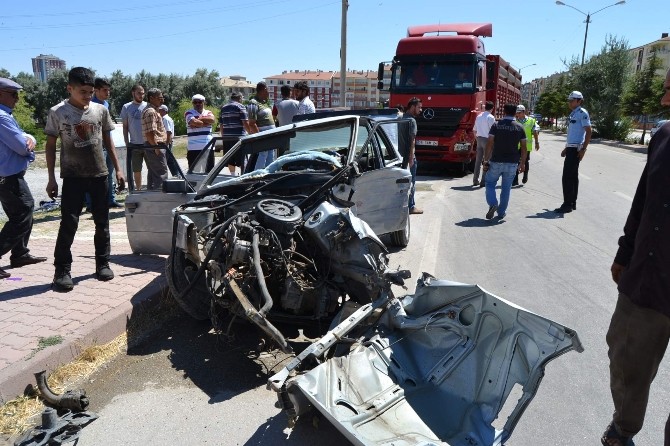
[0,278,168,404]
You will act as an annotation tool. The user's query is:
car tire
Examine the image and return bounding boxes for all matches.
[389,211,410,247]
[166,250,211,320]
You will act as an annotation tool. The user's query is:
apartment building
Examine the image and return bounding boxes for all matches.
[264,67,390,110]
[31,54,66,83]
[219,75,256,98]
[629,33,670,76]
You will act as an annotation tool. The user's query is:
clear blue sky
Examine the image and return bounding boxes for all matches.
[0,0,666,84]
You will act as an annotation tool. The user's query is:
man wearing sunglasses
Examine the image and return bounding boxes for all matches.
[185,93,216,172]
[0,78,47,279]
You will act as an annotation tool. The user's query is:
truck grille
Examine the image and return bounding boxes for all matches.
[415,107,469,137]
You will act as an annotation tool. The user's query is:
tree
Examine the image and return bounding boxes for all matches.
[620,51,664,143]
[535,74,572,129]
[573,35,632,140]
[20,69,69,124]
[182,69,226,110]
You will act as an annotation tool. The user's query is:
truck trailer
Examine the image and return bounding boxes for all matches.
[378,23,522,170]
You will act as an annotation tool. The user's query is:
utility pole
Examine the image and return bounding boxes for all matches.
[340,0,348,108]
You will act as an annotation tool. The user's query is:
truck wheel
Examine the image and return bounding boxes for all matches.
[166,250,211,320]
[389,211,410,247]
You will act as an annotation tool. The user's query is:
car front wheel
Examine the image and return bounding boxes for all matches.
[166,249,211,320]
[389,211,410,247]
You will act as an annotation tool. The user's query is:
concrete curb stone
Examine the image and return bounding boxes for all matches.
[0,211,169,404]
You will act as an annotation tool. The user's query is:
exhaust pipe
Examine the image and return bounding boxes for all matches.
[34,370,89,411]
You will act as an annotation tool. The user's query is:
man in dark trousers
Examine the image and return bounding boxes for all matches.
[601,68,670,446]
[0,78,47,279]
[555,90,591,213]
[482,103,527,220]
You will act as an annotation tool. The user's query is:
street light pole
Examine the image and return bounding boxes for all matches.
[555,1,625,65]
[340,0,348,108]
[519,63,537,73]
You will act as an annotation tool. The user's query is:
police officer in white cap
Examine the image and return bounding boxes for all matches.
[555,91,592,213]
[0,78,47,279]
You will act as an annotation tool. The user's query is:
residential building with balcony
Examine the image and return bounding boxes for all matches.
[629,33,670,76]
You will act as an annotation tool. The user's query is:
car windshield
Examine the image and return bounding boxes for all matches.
[284,121,354,155]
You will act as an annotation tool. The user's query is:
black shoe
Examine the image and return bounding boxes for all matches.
[486,205,498,220]
[10,254,48,268]
[554,205,573,213]
[572,203,577,211]
[522,175,528,184]
[96,262,114,281]
[0,266,10,279]
[53,265,74,291]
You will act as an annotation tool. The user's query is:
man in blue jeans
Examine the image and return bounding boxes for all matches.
[482,104,527,220]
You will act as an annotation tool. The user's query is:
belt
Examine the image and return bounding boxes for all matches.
[0,171,25,184]
[565,144,581,148]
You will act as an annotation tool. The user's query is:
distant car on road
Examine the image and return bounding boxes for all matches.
[650,119,668,138]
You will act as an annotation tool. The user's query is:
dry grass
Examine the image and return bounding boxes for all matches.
[0,334,127,437]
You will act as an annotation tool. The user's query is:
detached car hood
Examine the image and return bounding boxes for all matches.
[270,274,583,446]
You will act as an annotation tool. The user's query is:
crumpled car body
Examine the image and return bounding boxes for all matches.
[269,274,583,446]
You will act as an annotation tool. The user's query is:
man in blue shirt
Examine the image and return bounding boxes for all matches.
[89,77,122,208]
[0,78,47,279]
[555,91,591,213]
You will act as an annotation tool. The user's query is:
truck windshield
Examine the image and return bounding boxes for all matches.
[391,61,478,93]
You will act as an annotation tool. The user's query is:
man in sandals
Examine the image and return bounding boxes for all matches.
[602,67,670,446]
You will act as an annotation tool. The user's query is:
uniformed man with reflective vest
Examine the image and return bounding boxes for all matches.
[513,104,539,185]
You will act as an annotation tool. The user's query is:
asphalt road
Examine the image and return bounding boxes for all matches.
[64,131,667,446]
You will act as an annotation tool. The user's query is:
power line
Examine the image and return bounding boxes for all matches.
[0,2,338,53]
[0,0,291,31]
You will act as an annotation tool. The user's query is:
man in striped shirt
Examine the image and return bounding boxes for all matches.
[185,93,216,173]
[219,92,251,175]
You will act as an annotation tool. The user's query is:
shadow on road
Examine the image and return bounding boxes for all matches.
[455,217,504,227]
[526,209,563,219]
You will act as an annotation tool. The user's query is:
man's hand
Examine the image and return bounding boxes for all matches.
[578,149,587,161]
[518,163,525,173]
[116,172,126,192]
[561,148,567,157]
[24,135,36,151]
[46,179,58,199]
[408,157,414,168]
[611,262,625,284]
[188,118,203,128]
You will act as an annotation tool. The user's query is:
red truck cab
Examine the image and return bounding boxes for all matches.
[379,23,521,169]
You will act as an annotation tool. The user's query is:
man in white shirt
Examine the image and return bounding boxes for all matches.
[159,104,179,176]
[473,101,495,187]
[273,85,299,126]
[293,81,315,115]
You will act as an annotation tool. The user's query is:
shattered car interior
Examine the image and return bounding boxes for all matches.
[161,114,583,446]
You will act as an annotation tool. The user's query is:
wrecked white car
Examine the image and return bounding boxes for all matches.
[124,112,413,255]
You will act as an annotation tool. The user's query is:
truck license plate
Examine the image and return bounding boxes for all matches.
[416,140,438,146]
[454,143,471,152]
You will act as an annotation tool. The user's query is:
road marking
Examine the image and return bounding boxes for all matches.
[614,191,633,201]
[579,173,592,180]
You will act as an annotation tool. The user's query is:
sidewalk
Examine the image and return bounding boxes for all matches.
[0,208,167,403]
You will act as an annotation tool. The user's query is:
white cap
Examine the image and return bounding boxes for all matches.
[192,94,205,102]
[516,105,526,112]
[568,91,583,100]
[158,104,168,112]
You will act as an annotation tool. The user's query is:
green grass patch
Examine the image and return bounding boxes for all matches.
[26,335,64,359]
